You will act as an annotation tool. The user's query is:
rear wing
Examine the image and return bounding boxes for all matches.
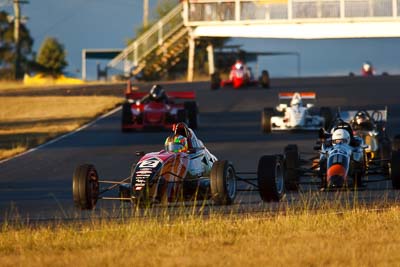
[126,91,196,100]
[278,92,316,100]
[124,80,196,100]
[338,107,388,123]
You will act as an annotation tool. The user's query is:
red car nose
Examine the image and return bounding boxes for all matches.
[327,164,347,188]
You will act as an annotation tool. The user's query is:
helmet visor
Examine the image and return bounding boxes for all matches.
[333,139,348,145]
[166,143,185,153]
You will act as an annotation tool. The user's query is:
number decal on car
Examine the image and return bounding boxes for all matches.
[139,159,161,168]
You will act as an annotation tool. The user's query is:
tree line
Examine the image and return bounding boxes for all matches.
[0,10,67,80]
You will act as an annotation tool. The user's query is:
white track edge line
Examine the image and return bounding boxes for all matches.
[0,106,122,165]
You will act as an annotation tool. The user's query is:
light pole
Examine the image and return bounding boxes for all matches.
[143,0,149,27]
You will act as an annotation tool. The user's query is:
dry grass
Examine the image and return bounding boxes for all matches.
[0,207,399,266]
[0,96,122,160]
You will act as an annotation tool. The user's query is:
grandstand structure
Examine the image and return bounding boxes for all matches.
[107,0,400,81]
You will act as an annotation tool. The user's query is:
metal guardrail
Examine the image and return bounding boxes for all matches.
[183,0,399,24]
[108,3,184,71]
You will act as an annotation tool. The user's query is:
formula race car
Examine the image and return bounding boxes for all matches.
[361,61,374,76]
[72,123,277,209]
[261,92,332,133]
[121,83,198,132]
[338,108,394,168]
[256,120,400,201]
[210,60,270,90]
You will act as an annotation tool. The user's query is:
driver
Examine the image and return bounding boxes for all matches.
[290,94,303,107]
[229,59,252,80]
[331,129,350,145]
[164,134,189,153]
[351,111,374,131]
[361,61,374,76]
[141,84,169,103]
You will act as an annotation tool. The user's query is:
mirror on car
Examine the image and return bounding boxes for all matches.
[136,151,145,157]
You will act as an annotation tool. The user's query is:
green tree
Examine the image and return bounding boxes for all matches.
[0,10,34,80]
[36,37,67,75]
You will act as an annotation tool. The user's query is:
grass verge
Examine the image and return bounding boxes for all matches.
[0,207,399,266]
[0,96,122,160]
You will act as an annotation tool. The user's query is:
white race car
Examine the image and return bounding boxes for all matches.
[261,92,332,133]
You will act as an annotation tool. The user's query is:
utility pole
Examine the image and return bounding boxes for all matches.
[13,0,28,80]
[143,0,149,27]
[13,0,21,79]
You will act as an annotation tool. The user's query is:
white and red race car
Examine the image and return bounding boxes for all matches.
[261,92,332,133]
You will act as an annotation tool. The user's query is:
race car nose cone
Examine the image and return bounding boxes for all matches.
[328,175,344,188]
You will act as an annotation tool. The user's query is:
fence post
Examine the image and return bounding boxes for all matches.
[235,0,241,22]
[158,21,163,46]
[340,0,345,19]
[133,41,138,67]
[288,0,293,20]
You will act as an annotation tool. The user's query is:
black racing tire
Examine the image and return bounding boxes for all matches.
[260,70,270,88]
[121,102,133,132]
[284,144,300,191]
[210,160,237,205]
[320,107,333,130]
[319,158,327,189]
[353,171,363,189]
[257,155,285,202]
[379,138,392,173]
[393,134,400,151]
[210,73,221,90]
[184,101,199,129]
[72,164,100,210]
[261,108,274,133]
[390,151,400,189]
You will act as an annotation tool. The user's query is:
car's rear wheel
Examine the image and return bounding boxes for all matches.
[284,144,300,191]
[210,160,237,205]
[257,155,285,202]
[390,151,400,189]
[184,101,198,129]
[73,164,100,210]
[210,73,221,90]
[260,70,270,88]
[261,108,273,133]
[121,102,133,132]
[393,134,400,151]
[379,138,392,173]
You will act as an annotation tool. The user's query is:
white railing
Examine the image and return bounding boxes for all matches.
[183,0,400,24]
[108,3,184,71]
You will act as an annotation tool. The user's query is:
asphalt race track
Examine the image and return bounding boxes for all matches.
[1,76,400,221]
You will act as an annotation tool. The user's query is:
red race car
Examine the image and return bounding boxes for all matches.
[211,60,270,90]
[121,83,198,132]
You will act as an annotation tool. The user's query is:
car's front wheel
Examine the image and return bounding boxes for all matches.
[210,160,237,205]
[391,151,400,189]
[257,155,285,202]
[261,108,274,133]
[73,164,100,210]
